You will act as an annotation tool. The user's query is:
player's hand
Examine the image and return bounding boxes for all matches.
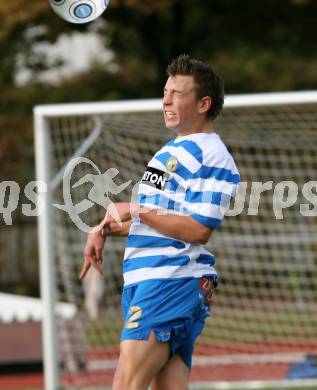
[79,227,106,280]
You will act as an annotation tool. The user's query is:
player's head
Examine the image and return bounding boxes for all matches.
[163,54,224,134]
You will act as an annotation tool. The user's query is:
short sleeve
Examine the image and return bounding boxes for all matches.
[181,152,240,229]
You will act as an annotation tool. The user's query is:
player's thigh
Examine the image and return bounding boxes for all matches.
[113,331,170,390]
[151,352,190,390]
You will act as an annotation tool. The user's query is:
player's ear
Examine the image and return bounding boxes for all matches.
[198,96,212,115]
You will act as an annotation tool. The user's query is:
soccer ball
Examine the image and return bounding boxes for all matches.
[49,0,109,24]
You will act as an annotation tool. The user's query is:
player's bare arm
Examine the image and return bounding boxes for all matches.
[79,218,132,280]
[138,208,214,244]
[103,220,132,237]
[103,202,213,244]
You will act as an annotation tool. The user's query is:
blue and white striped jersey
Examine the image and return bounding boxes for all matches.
[123,132,240,287]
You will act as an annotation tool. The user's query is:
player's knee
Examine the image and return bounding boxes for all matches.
[112,352,148,390]
[112,367,123,390]
[113,374,148,390]
[151,376,189,390]
[112,367,139,390]
[112,356,133,389]
[151,353,189,390]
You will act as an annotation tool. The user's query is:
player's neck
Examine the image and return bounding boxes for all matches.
[176,120,213,136]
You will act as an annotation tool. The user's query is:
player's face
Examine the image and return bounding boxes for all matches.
[163,75,204,135]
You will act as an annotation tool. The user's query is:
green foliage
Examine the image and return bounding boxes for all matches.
[100,0,317,94]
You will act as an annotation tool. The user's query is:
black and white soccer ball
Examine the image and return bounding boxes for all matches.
[49,0,109,24]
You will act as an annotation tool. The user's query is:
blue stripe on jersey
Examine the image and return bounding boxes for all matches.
[196,254,215,266]
[192,166,240,183]
[168,139,203,164]
[138,193,181,212]
[187,211,222,229]
[185,190,231,206]
[127,234,186,249]
[167,177,184,192]
[155,151,239,183]
[139,193,160,206]
[168,198,176,210]
[123,255,190,272]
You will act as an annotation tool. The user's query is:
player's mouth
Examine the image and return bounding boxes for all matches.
[165,111,176,118]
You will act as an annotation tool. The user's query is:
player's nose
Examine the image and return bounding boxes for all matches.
[163,92,172,105]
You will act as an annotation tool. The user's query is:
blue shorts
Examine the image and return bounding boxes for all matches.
[120,277,215,368]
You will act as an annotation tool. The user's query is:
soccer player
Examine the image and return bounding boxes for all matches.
[79,54,240,390]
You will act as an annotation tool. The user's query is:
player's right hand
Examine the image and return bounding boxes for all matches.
[79,227,106,280]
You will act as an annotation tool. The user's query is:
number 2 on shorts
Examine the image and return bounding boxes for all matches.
[125,306,142,329]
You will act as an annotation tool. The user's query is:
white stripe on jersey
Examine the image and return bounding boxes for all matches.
[188,178,237,195]
[182,201,227,220]
[124,245,188,260]
[123,263,217,286]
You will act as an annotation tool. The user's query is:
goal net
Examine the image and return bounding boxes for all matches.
[34,92,317,389]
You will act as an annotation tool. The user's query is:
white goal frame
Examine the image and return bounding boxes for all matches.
[34,91,317,390]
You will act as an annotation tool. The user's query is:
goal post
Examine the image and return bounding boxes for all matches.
[34,112,59,390]
[34,91,317,389]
